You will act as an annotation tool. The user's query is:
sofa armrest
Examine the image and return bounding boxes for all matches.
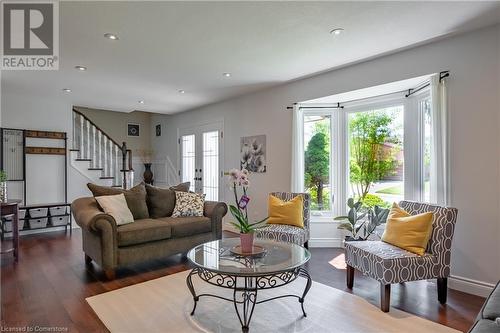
[72,197,118,269]
[72,197,118,233]
[204,201,228,239]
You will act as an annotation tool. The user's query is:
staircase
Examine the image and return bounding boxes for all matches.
[71,108,134,188]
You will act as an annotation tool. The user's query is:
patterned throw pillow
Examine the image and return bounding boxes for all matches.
[171,191,205,217]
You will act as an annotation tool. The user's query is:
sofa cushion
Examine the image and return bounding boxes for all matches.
[170,182,190,192]
[88,183,149,220]
[158,216,211,238]
[145,184,176,218]
[345,240,438,284]
[117,218,171,247]
[256,224,308,245]
[482,281,500,320]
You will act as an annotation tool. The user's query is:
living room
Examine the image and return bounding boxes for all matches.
[1,1,500,332]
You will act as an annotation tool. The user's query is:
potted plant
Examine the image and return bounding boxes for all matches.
[136,149,154,185]
[0,170,7,202]
[227,168,268,253]
[335,198,389,241]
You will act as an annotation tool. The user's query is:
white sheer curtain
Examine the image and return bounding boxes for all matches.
[291,104,304,192]
[430,74,450,205]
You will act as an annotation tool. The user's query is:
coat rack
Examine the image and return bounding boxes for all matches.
[0,128,72,237]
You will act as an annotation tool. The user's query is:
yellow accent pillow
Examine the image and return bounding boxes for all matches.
[267,195,304,228]
[381,203,434,255]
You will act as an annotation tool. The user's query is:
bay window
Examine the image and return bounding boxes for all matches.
[297,88,439,219]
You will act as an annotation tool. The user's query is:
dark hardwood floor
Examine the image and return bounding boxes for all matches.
[1,230,484,332]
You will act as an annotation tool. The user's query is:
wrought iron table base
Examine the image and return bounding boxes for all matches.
[186,266,311,332]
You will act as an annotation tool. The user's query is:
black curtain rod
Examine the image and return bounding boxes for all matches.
[287,71,450,110]
[405,71,450,98]
[286,102,344,110]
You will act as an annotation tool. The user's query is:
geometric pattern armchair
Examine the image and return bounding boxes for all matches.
[255,192,310,248]
[345,200,458,312]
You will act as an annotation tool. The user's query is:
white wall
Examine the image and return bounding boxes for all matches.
[152,25,500,295]
[1,90,92,207]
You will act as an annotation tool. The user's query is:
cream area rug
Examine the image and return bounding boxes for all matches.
[86,270,459,333]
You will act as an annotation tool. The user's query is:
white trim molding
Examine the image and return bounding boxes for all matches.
[309,237,342,248]
[448,275,496,297]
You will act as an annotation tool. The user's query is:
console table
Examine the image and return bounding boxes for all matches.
[0,200,20,262]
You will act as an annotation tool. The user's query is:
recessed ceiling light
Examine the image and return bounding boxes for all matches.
[75,65,87,71]
[223,72,231,77]
[138,100,145,104]
[62,88,72,93]
[104,33,119,40]
[178,89,186,94]
[330,28,344,35]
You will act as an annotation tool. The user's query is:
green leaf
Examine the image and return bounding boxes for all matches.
[337,222,353,232]
[347,198,354,208]
[333,216,349,221]
[229,221,243,233]
[248,217,268,227]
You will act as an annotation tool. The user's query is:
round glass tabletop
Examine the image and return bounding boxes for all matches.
[187,238,311,276]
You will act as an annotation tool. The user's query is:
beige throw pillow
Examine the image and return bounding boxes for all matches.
[171,191,205,217]
[95,194,134,225]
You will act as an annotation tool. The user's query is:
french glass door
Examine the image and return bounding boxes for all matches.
[179,122,223,201]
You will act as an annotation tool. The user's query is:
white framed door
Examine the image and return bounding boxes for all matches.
[178,121,224,201]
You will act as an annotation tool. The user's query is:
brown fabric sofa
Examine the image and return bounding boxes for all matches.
[72,187,227,279]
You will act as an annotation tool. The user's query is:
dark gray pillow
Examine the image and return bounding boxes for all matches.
[145,184,176,218]
[170,182,190,192]
[144,182,191,218]
[87,183,149,220]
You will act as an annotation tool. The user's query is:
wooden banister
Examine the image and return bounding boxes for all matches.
[73,107,132,189]
[72,108,122,149]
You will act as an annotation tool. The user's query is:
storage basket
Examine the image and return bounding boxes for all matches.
[50,215,69,227]
[29,208,48,218]
[49,206,67,216]
[2,216,24,232]
[29,217,48,229]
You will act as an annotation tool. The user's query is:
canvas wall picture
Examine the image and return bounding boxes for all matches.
[240,135,266,173]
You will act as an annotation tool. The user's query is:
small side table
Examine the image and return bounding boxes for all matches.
[1,200,21,262]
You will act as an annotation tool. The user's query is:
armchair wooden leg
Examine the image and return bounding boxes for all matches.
[380,283,391,312]
[346,265,354,289]
[303,241,309,249]
[84,254,92,266]
[104,269,116,280]
[437,277,447,304]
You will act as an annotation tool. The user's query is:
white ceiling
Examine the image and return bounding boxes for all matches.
[3,1,500,114]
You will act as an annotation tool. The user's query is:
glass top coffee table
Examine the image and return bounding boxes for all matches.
[186,238,311,332]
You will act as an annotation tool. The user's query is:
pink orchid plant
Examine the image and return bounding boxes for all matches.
[227,168,268,234]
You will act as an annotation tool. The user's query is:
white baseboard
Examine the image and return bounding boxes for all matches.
[309,237,342,248]
[449,275,495,297]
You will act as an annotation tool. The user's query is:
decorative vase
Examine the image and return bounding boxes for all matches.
[0,182,7,203]
[143,163,153,185]
[240,232,254,253]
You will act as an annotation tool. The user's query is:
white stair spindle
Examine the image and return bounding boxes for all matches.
[97,131,102,169]
[103,136,107,176]
[79,115,84,158]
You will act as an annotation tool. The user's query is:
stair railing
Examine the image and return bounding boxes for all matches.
[72,108,134,188]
